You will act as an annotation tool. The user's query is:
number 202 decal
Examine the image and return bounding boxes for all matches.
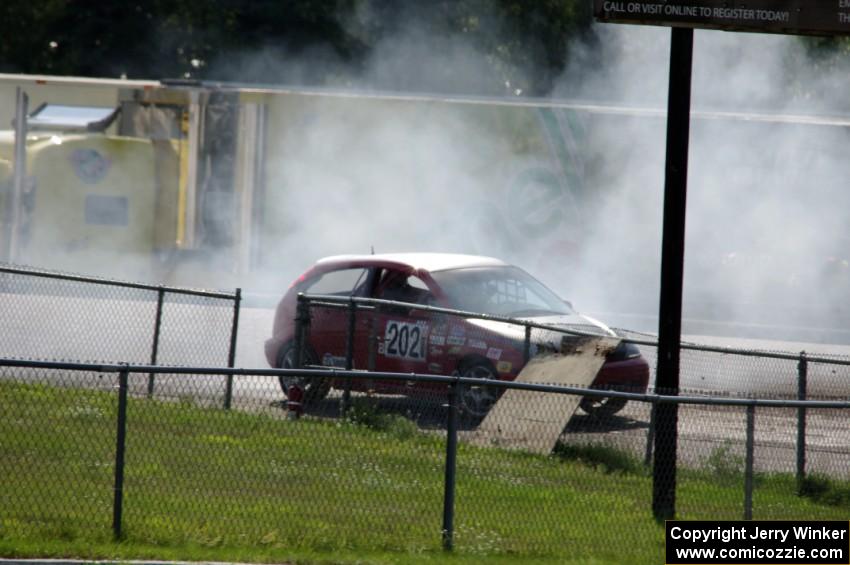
[384,321,427,361]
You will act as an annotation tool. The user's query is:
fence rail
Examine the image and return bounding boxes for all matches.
[0,263,241,405]
[3,356,850,410]
[0,264,234,299]
[300,292,850,366]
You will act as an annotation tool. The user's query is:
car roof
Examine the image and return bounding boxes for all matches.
[315,252,509,273]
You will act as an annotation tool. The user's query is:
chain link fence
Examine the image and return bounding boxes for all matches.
[2,289,850,560]
[0,264,241,405]
[1,359,849,561]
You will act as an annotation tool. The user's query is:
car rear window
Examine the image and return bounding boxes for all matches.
[304,268,369,296]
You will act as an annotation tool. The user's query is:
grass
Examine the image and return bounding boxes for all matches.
[799,474,850,507]
[1,380,848,564]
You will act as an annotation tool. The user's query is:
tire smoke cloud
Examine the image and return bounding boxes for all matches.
[555,25,850,339]
[258,22,850,343]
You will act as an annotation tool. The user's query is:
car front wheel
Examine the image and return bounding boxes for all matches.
[579,396,627,418]
[457,360,501,419]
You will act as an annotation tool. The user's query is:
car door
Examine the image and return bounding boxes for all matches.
[301,266,372,368]
[366,268,434,387]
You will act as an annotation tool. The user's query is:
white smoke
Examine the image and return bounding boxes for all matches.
[551,24,850,337]
[5,16,849,344]
[256,21,850,341]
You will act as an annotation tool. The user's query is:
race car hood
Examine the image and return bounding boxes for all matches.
[465,313,616,343]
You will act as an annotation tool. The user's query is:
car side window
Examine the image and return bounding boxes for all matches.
[375,270,434,305]
[304,268,368,296]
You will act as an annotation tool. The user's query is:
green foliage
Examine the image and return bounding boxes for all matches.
[801,36,850,61]
[552,441,645,475]
[704,441,744,485]
[343,396,420,440]
[799,473,850,507]
[0,0,593,96]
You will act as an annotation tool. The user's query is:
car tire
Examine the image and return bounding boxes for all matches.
[456,359,501,419]
[579,396,627,418]
[276,342,331,404]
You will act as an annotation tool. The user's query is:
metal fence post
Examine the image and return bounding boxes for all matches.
[294,294,308,369]
[796,351,808,493]
[523,325,532,364]
[342,298,356,415]
[147,287,165,398]
[113,368,129,540]
[283,294,311,419]
[6,87,27,262]
[224,288,241,410]
[744,403,755,520]
[442,381,459,551]
[644,402,657,468]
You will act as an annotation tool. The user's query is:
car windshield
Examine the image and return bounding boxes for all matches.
[430,266,574,317]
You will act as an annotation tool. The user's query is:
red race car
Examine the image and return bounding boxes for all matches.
[265,253,649,417]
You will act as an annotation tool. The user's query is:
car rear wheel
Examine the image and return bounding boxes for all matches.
[276,342,330,404]
[457,360,501,419]
[579,396,627,417]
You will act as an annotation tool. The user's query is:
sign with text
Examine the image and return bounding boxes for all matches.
[594,0,850,36]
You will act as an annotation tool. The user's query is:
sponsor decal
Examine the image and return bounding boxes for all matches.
[497,361,513,374]
[446,336,466,346]
[70,148,111,184]
[430,335,446,346]
[428,363,443,373]
[448,346,462,355]
[322,353,347,368]
[449,325,465,337]
[430,347,444,356]
[486,347,502,361]
[468,339,487,350]
[383,320,427,361]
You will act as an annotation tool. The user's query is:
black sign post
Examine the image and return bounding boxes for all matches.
[594,0,850,523]
[653,26,693,522]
